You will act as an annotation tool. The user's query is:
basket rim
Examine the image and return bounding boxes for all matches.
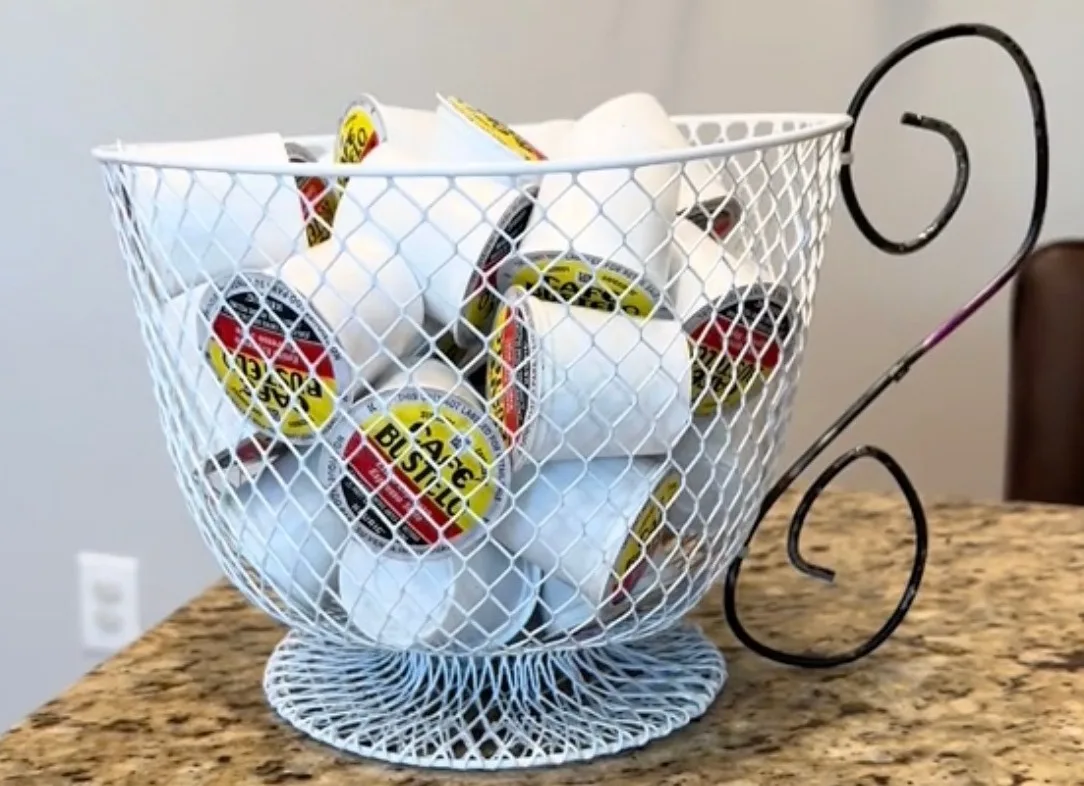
[91,112,852,177]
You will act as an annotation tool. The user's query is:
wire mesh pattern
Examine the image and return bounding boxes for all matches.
[265,621,725,770]
[95,100,848,768]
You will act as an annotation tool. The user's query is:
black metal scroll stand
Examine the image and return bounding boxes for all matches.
[723,23,1049,668]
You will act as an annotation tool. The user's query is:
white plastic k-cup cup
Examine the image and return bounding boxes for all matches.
[224,448,350,613]
[357,96,437,156]
[535,575,594,637]
[504,111,680,319]
[486,288,693,464]
[285,141,341,249]
[668,221,794,416]
[334,143,536,347]
[337,532,540,650]
[536,567,675,639]
[124,133,305,298]
[669,415,749,538]
[197,234,426,443]
[431,94,546,188]
[669,219,763,323]
[509,119,575,159]
[495,457,683,613]
[576,92,743,241]
[159,284,256,462]
[322,359,512,556]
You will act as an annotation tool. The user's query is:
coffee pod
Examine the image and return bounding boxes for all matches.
[668,415,751,540]
[124,133,305,298]
[669,221,793,415]
[334,143,536,347]
[535,563,680,640]
[577,92,743,241]
[286,141,340,248]
[333,96,388,192]
[432,94,546,188]
[669,219,765,323]
[199,235,426,443]
[503,110,680,319]
[159,284,256,462]
[486,289,692,464]
[509,119,575,159]
[495,457,683,613]
[678,188,744,243]
[536,576,593,636]
[224,448,350,613]
[337,532,540,650]
[322,359,512,556]
[371,100,437,155]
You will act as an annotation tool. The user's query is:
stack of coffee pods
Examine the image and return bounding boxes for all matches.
[137,90,793,650]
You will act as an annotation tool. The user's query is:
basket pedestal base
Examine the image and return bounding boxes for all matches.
[263,622,727,771]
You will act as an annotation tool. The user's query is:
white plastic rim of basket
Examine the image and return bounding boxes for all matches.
[333,142,536,348]
[123,133,306,298]
[496,457,682,613]
[223,448,350,613]
[155,284,256,463]
[502,113,680,319]
[668,221,794,416]
[486,288,693,465]
[579,92,741,239]
[509,119,575,160]
[322,359,512,557]
[337,533,540,650]
[197,234,426,443]
[431,94,547,188]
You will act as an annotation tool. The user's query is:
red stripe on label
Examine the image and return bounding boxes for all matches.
[711,215,734,240]
[212,313,335,378]
[343,432,460,544]
[691,318,780,370]
[298,177,326,221]
[499,309,521,442]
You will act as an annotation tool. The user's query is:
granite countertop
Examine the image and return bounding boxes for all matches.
[1,490,1082,785]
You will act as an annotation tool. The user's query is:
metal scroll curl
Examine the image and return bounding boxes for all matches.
[723,23,1049,668]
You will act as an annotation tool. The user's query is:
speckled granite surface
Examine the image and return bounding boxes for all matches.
[1,491,1082,784]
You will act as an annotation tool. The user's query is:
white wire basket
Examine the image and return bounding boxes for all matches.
[94,96,849,770]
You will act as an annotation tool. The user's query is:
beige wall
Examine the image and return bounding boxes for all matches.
[0,0,1077,726]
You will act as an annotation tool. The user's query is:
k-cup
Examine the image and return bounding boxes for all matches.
[578,92,742,241]
[369,99,437,155]
[285,141,340,248]
[509,119,575,159]
[125,133,305,298]
[669,221,794,415]
[198,235,426,443]
[333,96,387,191]
[322,359,512,555]
[432,94,546,188]
[668,415,751,539]
[334,143,536,347]
[486,289,693,464]
[536,575,593,636]
[337,532,540,650]
[159,284,255,462]
[495,457,682,613]
[534,564,679,639]
[224,448,350,613]
[503,110,680,319]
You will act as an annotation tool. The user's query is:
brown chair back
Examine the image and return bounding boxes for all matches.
[1007,240,1084,504]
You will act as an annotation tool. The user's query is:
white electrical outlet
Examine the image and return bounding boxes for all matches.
[77,552,141,654]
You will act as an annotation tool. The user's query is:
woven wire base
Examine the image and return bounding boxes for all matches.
[263,621,726,770]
